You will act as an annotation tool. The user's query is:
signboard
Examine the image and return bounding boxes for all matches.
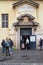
[30,36,36,42]
[30,35,36,49]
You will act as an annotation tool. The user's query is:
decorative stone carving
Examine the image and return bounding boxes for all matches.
[13,0,39,8]
[13,14,39,26]
[18,4,35,14]
[15,27,18,31]
[23,17,29,22]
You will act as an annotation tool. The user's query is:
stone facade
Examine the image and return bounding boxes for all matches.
[0,0,43,49]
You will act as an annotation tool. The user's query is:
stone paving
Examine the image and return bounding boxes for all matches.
[0,49,43,65]
[0,63,43,65]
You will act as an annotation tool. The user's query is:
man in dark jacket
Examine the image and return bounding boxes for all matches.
[9,38,13,53]
[1,39,5,53]
[40,38,42,50]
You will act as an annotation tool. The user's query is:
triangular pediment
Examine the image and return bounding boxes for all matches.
[13,0,39,8]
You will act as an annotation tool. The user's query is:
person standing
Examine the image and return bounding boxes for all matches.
[9,38,13,53]
[26,37,29,49]
[22,39,25,50]
[1,39,5,53]
[5,38,10,56]
[40,38,42,50]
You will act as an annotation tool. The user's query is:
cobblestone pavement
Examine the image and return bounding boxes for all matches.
[0,49,43,64]
[0,63,43,65]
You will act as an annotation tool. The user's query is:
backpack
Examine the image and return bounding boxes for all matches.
[5,42,9,47]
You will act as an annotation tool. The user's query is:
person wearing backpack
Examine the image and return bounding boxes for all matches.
[5,38,10,56]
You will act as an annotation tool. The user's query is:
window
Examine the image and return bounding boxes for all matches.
[2,14,8,28]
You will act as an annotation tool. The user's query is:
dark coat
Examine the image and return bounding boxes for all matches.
[9,40,13,47]
[1,40,5,47]
[40,39,42,46]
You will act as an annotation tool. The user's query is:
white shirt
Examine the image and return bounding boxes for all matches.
[26,38,29,44]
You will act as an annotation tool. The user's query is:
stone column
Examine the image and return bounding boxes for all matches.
[15,27,18,49]
[17,28,20,49]
[15,27,20,49]
[32,27,35,35]
[16,31,18,49]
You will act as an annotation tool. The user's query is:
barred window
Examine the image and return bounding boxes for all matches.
[2,14,8,28]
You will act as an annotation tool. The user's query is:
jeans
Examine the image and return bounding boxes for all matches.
[40,46,42,50]
[9,47,12,52]
[2,47,5,53]
[6,46,10,56]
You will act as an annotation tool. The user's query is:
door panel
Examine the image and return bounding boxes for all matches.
[30,35,36,49]
[20,28,32,36]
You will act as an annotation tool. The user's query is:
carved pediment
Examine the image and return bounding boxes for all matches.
[13,20,39,26]
[13,0,39,8]
[23,17,29,22]
[13,14,39,27]
[17,14,35,20]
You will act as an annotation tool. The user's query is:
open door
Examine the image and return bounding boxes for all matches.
[30,35,36,49]
[20,28,32,49]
